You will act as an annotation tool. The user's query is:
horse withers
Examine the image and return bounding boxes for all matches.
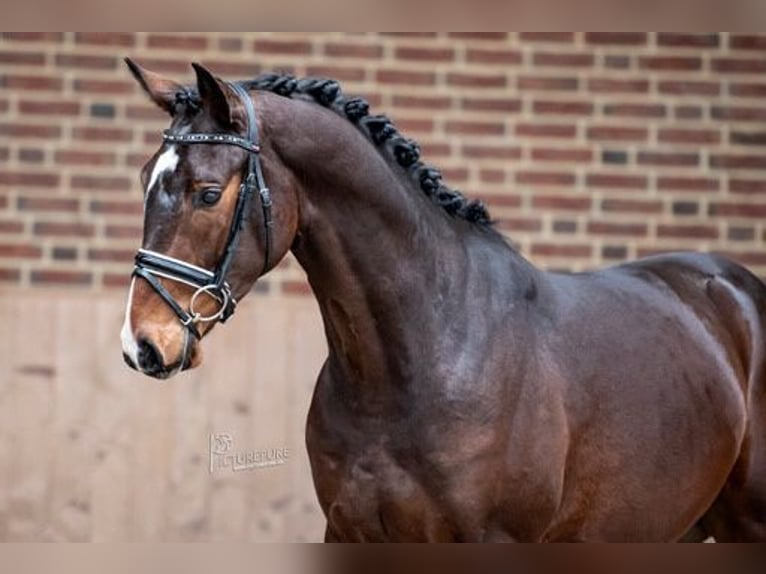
[121,59,766,542]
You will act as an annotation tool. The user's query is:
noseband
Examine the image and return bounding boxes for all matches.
[132,82,272,341]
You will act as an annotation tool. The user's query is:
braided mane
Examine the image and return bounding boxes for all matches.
[189,74,493,226]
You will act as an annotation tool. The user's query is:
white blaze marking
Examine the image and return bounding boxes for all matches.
[146,145,179,202]
[121,277,139,365]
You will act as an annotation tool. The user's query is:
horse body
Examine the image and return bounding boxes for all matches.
[122,62,766,541]
[305,239,763,541]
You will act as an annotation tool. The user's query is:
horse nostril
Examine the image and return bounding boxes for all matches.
[122,352,137,370]
[137,338,164,375]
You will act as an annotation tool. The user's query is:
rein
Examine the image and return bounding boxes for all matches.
[132,82,272,347]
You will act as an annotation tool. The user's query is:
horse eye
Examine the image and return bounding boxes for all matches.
[200,188,222,206]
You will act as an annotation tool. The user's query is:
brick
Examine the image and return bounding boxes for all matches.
[531,148,592,163]
[730,83,766,97]
[731,132,766,146]
[52,247,77,261]
[0,74,63,91]
[0,51,45,66]
[587,126,648,142]
[392,95,452,110]
[87,248,134,263]
[219,37,243,52]
[677,106,708,120]
[712,58,766,74]
[254,39,313,55]
[587,78,649,93]
[55,150,117,166]
[2,32,63,42]
[658,128,721,145]
[18,99,80,116]
[461,97,520,113]
[518,76,578,92]
[90,103,115,119]
[604,104,666,118]
[73,79,134,95]
[395,118,434,134]
[657,81,720,96]
[462,145,521,160]
[657,224,718,239]
[30,270,92,286]
[72,127,132,142]
[75,32,135,46]
[586,173,647,189]
[639,57,702,71]
[448,33,508,41]
[710,155,766,170]
[730,179,766,194]
[466,49,521,65]
[637,151,699,167]
[147,34,208,50]
[657,33,720,48]
[601,199,663,214]
[34,221,94,238]
[447,72,507,88]
[587,221,647,236]
[71,175,132,191]
[105,224,142,239]
[602,150,628,165]
[728,226,755,241]
[496,217,543,232]
[712,106,766,121]
[0,268,21,282]
[395,46,454,62]
[0,171,58,187]
[552,220,577,234]
[55,54,116,69]
[517,171,575,186]
[672,201,699,216]
[90,200,143,215]
[710,202,766,218]
[658,177,719,192]
[376,69,435,86]
[516,123,576,139]
[18,196,80,212]
[305,66,365,82]
[604,55,631,69]
[533,100,593,116]
[0,243,42,258]
[445,120,504,136]
[531,243,591,258]
[533,52,594,68]
[0,123,61,139]
[519,33,574,43]
[0,220,23,234]
[603,246,628,259]
[18,148,44,163]
[473,193,522,208]
[325,42,383,59]
[730,35,766,50]
[480,169,505,183]
[586,33,647,45]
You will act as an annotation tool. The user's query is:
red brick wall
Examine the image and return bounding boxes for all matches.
[2,32,766,293]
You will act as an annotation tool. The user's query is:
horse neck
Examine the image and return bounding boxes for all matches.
[263,95,524,397]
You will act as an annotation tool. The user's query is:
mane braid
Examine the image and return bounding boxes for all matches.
[222,74,492,227]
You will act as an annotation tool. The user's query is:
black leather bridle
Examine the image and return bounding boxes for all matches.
[132,82,272,345]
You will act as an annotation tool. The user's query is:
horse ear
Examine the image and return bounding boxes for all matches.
[192,62,237,128]
[124,57,181,115]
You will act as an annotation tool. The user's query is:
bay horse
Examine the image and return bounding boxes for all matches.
[120,59,766,542]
